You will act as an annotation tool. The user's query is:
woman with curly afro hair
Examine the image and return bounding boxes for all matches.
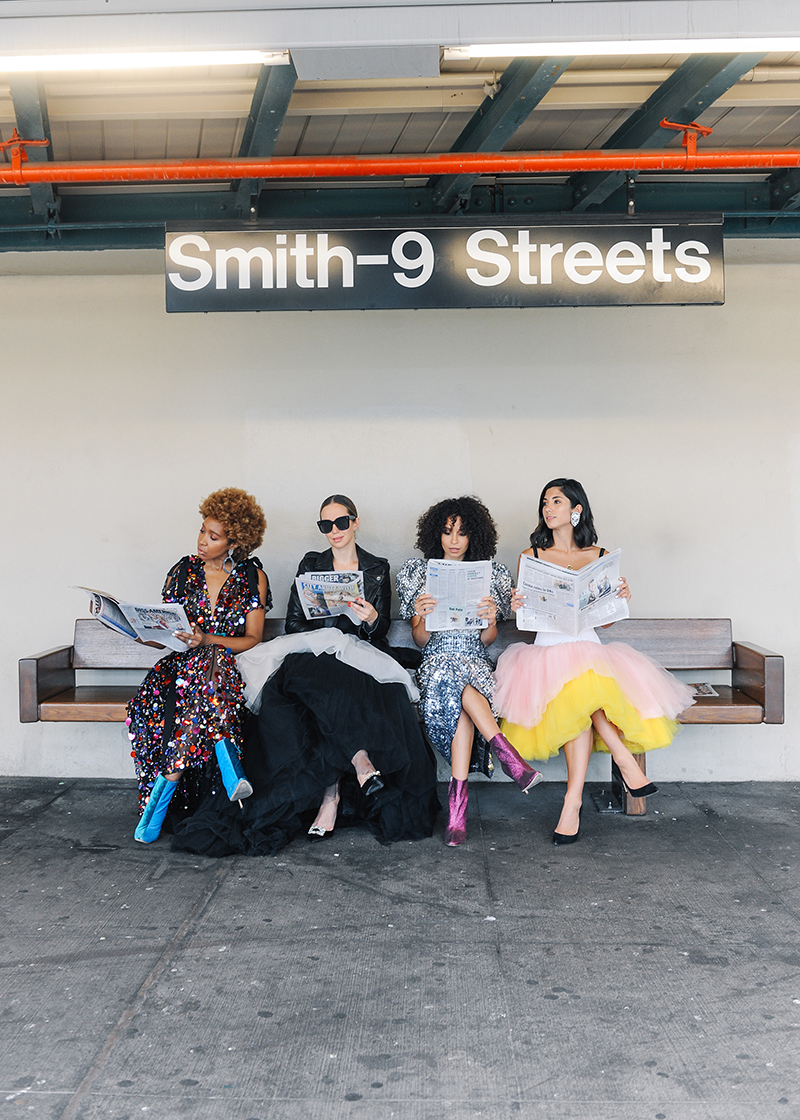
[397,497,543,846]
[127,487,272,844]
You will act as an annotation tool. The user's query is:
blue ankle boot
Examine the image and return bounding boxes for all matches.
[134,774,177,843]
[215,739,253,801]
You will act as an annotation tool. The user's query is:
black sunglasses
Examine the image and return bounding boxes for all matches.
[317,515,355,534]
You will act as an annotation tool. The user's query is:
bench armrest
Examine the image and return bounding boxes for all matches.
[19,646,75,723]
[732,641,784,724]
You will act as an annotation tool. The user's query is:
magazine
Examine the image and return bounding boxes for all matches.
[515,549,629,637]
[294,571,365,624]
[75,587,192,652]
[425,559,492,632]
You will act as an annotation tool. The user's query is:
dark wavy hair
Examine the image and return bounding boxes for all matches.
[319,494,358,519]
[529,478,598,551]
[415,496,498,561]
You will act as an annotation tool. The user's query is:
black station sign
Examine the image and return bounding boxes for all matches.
[165,216,724,312]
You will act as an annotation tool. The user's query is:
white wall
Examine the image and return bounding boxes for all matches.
[2,240,796,781]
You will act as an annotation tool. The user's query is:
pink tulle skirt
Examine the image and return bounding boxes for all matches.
[494,641,696,760]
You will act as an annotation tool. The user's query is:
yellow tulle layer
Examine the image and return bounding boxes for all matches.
[499,668,681,761]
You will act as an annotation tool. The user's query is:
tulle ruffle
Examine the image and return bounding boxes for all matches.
[494,640,695,761]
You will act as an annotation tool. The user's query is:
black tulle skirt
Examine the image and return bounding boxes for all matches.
[171,652,440,857]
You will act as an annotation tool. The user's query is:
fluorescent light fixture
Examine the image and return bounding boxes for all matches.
[444,38,800,60]
[0,49,290,73]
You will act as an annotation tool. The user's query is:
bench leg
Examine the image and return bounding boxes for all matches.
[611,754,648,817]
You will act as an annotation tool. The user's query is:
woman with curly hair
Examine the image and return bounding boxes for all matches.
[128,488,271,843]
[172,494,439,856]
[494,478,694,845]
[397,497,543,846]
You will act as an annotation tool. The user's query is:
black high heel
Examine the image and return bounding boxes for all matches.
[360,772,384,797]
[621,778,659,798]
[553,806,582,846]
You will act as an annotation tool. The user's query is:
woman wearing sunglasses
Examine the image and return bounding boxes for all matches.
[172,495,439,856]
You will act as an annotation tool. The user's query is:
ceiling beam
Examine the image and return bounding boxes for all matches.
[769,168,800,212]
[234,58,298,217]
[430,56,574,213]
[1,177,800,251]
[571,52,765,211]
[8,75,59,222]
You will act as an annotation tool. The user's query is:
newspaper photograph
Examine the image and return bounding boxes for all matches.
[119,602,194,651]
[295,570,365,624]
[425,559,492,632]
[76,587,192,651]
[515,549,629,636]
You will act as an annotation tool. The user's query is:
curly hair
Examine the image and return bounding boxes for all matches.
[199,488,266,560]
[529,478,598,551]
[415,496,498,561]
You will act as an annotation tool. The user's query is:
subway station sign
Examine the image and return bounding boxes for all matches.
[165,216,724,312]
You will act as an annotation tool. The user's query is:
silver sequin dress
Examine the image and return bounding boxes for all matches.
[396,558,514,776]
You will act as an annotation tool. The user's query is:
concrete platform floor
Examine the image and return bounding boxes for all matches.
[1,777,799,1120]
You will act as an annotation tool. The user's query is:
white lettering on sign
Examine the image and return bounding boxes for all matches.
[167,234,213,291]
[214,246,273,289]
[605,241,646,284]
[463,228,712,287]
[166,227,716,297]
[674,240,712,282]
[391,232,434,288]
[465,230,512,286]
[563,241,604,285]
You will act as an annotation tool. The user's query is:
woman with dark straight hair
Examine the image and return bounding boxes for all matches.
[494,478,695,845]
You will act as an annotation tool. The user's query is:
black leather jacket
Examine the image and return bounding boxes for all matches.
[285,545,391,646]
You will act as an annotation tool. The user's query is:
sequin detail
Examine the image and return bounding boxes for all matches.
[127,555,270,813]
[396,557,513,777]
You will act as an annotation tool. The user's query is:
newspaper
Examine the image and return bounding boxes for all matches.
[75,587,192,652]
[515,549,629,637]
[691,682,719,697]
[424,559,492,632]
[294,570,365,625]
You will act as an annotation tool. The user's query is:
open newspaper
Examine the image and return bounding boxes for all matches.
[515,549,629,637]
[295,570,365,625]
[425,558,492,632]
[75,587,192,652]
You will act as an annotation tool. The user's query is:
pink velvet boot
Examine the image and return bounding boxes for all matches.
[490,733,543,793]
[445,778,468,846]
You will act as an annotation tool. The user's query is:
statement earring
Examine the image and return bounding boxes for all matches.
[570,510,580,528]
[223,547,235,573]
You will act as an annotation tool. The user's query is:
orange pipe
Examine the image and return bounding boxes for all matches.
[2,149,800,185]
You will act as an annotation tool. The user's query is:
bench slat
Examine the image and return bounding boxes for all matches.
[40,686,137,722]
[678,687,764,724]
[597,618,734,669]
[72,619,169,669]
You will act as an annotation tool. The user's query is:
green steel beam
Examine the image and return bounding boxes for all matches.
[769,168,800,212]
[571,52,765,211]
[234,59,298,217]
[8,75,59,222]
[430,57,574,213]
[0,177,799,251]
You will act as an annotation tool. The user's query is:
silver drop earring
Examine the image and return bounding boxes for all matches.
[223,547,235,573]
[570,510,580,528]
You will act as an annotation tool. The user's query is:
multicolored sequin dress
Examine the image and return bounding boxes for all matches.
[126,555,270,814]
[396,558,514,776]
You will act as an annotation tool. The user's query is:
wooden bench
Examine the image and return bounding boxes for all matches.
[20,616,783,815]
